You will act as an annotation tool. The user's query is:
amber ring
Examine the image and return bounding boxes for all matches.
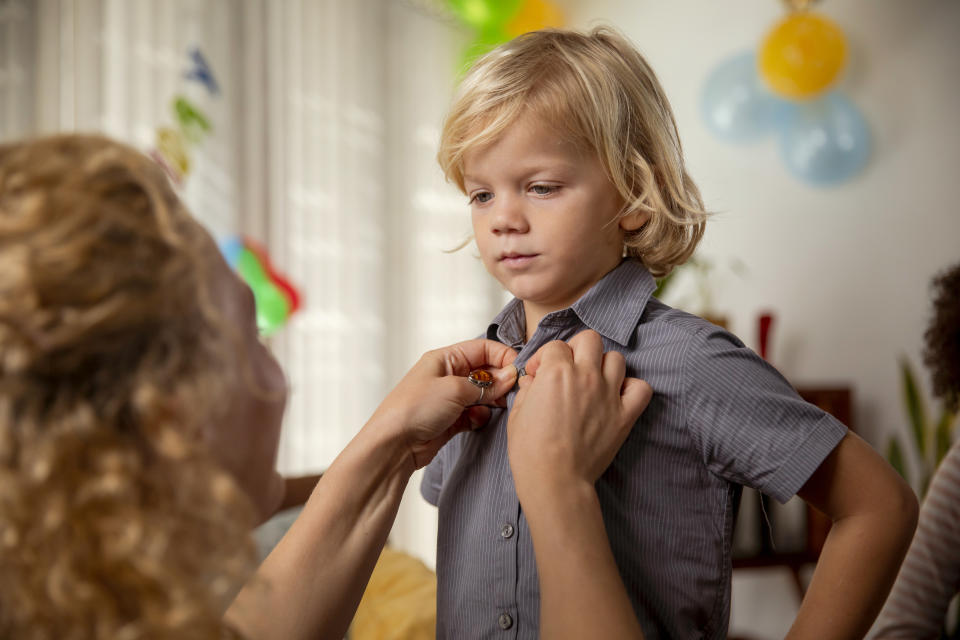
[468,369,494,404]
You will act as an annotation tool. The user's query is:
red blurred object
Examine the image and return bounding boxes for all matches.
[243,236,302,313]
[758,312,774,361]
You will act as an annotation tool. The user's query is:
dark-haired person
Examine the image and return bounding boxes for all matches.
[872,262,960,639]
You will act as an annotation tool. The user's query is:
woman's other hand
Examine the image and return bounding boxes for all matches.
[506,329,652,640]
[370,338,518,470]
[508,330,652,495]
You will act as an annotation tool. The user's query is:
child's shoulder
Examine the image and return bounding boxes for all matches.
[640,297,744,347]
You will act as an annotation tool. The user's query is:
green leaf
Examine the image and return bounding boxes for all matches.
[934,409,958,468]
[901,357,928,458]
[653,269,677,299]
[886,437,908,481]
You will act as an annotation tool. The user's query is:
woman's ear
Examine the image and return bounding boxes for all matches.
[619,210,651,231]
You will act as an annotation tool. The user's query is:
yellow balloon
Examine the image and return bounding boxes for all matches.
[505,0,565,37]
[759,12,847,99]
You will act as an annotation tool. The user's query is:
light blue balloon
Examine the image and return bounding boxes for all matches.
[701,52,783,143]
[778,92,871,186]
[218,235,244,269]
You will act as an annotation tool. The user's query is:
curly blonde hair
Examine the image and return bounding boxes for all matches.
[438,27,708,278]
[0,135,257,638]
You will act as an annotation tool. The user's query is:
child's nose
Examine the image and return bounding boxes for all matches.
[490,194,530,234]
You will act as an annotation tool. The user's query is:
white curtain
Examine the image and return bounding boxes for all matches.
[0,0,35,137]
[1,0,504,567]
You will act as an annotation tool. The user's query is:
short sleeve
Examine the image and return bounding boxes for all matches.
[682,324,847,503]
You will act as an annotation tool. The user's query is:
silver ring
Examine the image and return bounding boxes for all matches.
[468,369,493,405]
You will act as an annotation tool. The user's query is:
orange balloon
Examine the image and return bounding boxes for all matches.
[505,0,565,37]
[759,12,847,99]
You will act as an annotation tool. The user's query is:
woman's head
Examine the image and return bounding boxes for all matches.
[438,27,708,278]
[924,262,960,412]
[0,134,285,636]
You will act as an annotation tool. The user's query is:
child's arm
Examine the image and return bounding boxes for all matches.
[788,432,919,639]
[509,331,652,640]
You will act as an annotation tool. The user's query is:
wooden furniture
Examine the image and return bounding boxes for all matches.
[731,386,853,600]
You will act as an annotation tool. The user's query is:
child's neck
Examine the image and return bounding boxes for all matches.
[517,260,625,343]
[522,302,556,344]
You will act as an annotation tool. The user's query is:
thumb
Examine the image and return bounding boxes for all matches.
[620,377,653,425]
[511,372,535,409]
[523,351,542,378]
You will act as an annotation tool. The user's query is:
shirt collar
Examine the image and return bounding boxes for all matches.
[487,259,657,348]
[572,259,656,346]
[487,297,526,348]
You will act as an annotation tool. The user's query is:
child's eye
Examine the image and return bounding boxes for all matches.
[468,191,493,205]
[530,184,558,196]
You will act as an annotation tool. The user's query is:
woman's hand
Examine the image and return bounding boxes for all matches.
[506,330,652,640]
[370,338,518,469]
[229,339,516,640]
[508,330,652,495]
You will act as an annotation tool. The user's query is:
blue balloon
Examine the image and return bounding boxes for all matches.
[218,235,244,269]
[701,52,783,143]
[778,93,871,186]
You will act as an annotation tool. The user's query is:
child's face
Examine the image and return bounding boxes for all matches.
[463,114,630,318]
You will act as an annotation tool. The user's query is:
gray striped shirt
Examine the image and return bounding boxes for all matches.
[422,259,847,639]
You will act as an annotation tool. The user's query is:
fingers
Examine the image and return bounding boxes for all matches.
[464,404,491,430]
[601,349,626,389]
[620,378,653,425]
[524,338,573,377]
[440,339,519,376]
[526,330,604,377]
[568,329,603,369]
[513,371,534,409]
[523,351,542,378]
[537,340,575,369]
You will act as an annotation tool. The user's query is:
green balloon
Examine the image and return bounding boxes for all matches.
[459,26,510,74]
[447,0,521,31]
[254,282,289,336]
[236,249,270,287]
[236,248,289,335]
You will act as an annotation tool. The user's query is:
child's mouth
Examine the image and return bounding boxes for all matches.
[500,253,538,268]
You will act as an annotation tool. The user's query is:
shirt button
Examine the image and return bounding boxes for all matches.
[498,613,513,630]
[500,523,515,539]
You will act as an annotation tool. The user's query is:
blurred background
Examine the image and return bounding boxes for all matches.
[1,0,957,637]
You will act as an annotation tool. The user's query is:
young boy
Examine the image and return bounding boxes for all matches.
[421,28,918,639]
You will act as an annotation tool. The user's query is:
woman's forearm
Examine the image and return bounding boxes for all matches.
[522,479,645,640]
[225,419,414,640]
[508,332,651,639]
[224,338,518,638]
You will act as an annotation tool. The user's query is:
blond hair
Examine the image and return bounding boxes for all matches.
[438,27,707,278]
[0,135,256,638]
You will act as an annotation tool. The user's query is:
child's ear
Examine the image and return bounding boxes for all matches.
[619,210,651,231]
